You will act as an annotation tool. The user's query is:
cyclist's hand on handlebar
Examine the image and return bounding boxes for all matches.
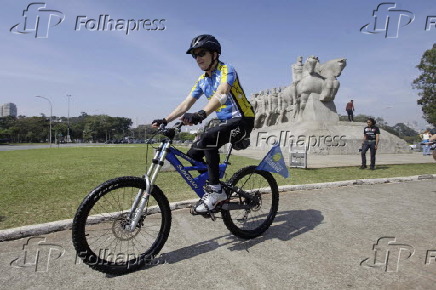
[151,118,168,128]
[181,110,206,125]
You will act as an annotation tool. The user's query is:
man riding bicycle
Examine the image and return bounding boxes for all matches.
[152,34,255,214]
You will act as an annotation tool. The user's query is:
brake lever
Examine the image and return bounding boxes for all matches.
[174,122,184,131]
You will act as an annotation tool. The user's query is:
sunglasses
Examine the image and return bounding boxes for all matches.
[191,50,208,59]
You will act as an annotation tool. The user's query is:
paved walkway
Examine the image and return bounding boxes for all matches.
[0,179,435,289]
[233,149,435,168]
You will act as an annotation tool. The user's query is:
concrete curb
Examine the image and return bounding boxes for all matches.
[1,174,434,242]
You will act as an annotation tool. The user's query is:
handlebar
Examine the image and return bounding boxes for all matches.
[157,122,184,140]
[158,122,183,130]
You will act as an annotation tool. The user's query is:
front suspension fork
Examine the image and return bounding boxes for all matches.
[126,142,170,231]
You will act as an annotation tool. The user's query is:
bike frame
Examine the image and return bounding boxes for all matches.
[147,139,229,198]
[127,137,231,231]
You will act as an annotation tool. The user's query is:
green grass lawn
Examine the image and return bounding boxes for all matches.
[0,145,435,230]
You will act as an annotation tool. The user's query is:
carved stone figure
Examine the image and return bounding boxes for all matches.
[266,89,279,126]
[253,93,268,128]
[277,90,290,124]
[292,57,347,118]
[252,55,346,127]
[292,56,303,83]
[249,93,258,108]
[302,56,318,78]
[316,58,347,101]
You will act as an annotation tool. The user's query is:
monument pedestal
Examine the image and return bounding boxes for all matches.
[250,121,410,155]
[300,94,339,123]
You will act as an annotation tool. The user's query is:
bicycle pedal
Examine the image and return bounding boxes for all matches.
[191,209,217,221]
[190,206,202,216]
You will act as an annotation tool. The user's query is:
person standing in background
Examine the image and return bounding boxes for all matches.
[346,99,354,122]
[360,118,380,170]
[420,129,432,156]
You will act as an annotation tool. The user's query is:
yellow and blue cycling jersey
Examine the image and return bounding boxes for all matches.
[190,61,255,121]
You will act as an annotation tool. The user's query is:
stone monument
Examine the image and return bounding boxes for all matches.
[249,56,410,155]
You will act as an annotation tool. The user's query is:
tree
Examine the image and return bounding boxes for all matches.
[132,124,155,140]
[0,113,133,143]
[412,44,436,127]
[12,116,48,143]
[392,123,418,137]
[53,121,68,143]
[178,132,195,142]
[392,122,420,144]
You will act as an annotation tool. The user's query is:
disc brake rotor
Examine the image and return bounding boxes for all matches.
[111,213,142,241]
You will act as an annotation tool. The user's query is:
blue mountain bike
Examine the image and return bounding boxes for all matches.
[72,122,279,275]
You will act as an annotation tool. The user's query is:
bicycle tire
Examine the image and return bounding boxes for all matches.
[222,166,279,239]
[72,176,171,275]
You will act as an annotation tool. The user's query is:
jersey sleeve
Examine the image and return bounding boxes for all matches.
[190,78,203,99]
[220,64,236,86]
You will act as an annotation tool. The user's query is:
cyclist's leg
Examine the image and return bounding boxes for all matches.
[193,118,255,213]
[204,148,220,184]
[187,145,205,163]
[197,119,242,184]
[191,117,254,184]
[203,117,254,183]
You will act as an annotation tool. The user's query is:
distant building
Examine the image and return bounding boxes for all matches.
[1,103,17,117]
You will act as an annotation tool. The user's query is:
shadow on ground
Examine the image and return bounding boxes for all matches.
[148,209,323,267]
[103,210,324,277]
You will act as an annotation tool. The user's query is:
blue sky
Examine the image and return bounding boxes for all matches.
[1,0,435,129]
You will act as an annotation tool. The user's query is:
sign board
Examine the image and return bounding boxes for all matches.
[289,145,307,168]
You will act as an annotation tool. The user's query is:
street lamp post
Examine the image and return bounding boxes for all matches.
[66,94,72,143]
[35,96,53,147]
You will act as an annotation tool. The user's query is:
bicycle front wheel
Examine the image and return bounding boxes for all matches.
[72,176,171,275]
[222,166,279,239]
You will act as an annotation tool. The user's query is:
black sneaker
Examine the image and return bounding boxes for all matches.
[369,166,375,170]
[359,165,367,169]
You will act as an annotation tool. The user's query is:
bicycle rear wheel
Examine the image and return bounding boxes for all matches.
[222,166,279,239]
[72,176,171,275]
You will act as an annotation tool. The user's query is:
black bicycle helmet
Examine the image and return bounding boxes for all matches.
[186,34,221,54]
